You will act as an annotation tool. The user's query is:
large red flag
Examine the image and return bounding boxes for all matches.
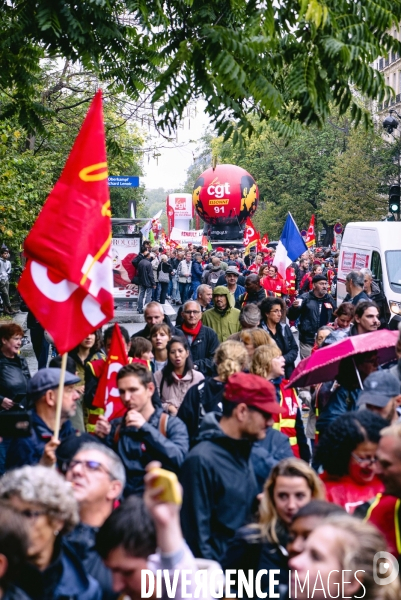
[305,214,316,248]
[92,324,127,421]
[18,90,114,353]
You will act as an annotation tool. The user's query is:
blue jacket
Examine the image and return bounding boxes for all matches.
[191,261,204,283]
[101,406,189,496]
[6,410,76,470]
[316,382,361,437]
[17,539,101,600]
[251,428,294,493]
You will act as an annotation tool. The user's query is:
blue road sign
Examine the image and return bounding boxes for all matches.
[108,176,139,187]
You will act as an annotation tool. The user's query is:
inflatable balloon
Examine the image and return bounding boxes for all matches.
[192,164,258,227]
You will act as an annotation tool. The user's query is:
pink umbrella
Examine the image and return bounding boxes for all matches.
[286,330,399,388]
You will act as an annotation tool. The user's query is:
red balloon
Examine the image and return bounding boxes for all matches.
[192,164,258,226]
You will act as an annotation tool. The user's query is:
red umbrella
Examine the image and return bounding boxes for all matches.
[286,330,399,388]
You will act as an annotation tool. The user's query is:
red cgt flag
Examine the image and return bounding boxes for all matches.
[92,324,128,421]
[18,90,114,354]
[243,217,260,249]
[261,233,269,246]
[305,214,316,248]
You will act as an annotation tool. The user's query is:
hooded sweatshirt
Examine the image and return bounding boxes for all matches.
[180,412,258,562]
[201,286,241,343]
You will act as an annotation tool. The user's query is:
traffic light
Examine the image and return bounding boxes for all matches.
[389,185,400,215]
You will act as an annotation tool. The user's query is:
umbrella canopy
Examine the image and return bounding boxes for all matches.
[286,330,399,388]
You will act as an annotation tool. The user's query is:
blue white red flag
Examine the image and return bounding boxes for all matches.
[273,213,307,278]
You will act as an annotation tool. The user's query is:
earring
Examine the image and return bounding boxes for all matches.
[54,530,59,536]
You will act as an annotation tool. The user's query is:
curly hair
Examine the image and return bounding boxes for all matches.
[251,344,282,378]
[314,410,388,477]
[0,503,29,583]
[0,465,79,533]
[214,341,249,381]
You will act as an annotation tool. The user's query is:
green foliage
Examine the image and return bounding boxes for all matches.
[2,0,401,140]
[0,64,146,249]
[319,128,393,224]
[214,114,396,238]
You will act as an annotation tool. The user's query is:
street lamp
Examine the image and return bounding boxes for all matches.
[383,110,401,220]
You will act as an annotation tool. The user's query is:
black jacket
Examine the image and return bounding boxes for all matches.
[235,287,268,309]
[369,282,391,328]
[288,291,336,345]
[3,586,31,600]
[101,406,189,496]
[260,321,298,378]
[222,525,289,598]
[178,377,225,442]
[0,351,31,408]
[66,523,117,600]
[132,314,182,340]
[137,257,155,288]
[176,324,219,376]
[16,538,101,600]
[131,252,146,270]
[180,412,258,562]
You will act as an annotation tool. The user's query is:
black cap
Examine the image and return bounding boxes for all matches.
[312,275,328,283]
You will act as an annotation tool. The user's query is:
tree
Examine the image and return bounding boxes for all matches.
[0,63,146,249]
[214,115,349,238]
[2,0,401,140]
[319,128,392,225]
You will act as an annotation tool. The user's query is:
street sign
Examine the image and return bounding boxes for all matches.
[334,222,343,234]
[108,176,139,187]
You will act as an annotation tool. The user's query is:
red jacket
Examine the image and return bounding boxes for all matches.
[261,274,288,297]
[320,471,384,514]
[366,493,401,556]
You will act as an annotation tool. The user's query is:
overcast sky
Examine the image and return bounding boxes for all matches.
[141,101,211,191]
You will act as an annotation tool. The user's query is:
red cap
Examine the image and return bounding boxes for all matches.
[224,373,284,415]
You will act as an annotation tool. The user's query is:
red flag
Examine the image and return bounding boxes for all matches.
[261,233,269,246]
[92,324,128,421]
[167,204,175,236]
[305,215,316,248]
[18,91,113,354]
[243,217,260,252]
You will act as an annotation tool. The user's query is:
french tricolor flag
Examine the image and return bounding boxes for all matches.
[273,213,307,278]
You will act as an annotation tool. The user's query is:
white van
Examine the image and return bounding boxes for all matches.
[337,221,401,330]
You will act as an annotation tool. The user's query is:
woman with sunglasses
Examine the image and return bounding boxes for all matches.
[0,465,101,600]
[314,410,387,513]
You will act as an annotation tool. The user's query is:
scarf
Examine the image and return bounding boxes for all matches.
[181,321,202,340]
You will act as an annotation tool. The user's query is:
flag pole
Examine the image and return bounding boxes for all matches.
[53,352,68,441]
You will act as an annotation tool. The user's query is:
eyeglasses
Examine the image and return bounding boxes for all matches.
[183,310,201,314]
[351,453,377,466]
[67,459,112,477]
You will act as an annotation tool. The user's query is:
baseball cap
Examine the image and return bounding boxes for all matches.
[312,275,327,283]
[225,267,240,276]
[358,371,401,408]
[28,368,81,402]
[224,372,284,415]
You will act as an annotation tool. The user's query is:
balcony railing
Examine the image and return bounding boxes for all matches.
[378,52,401,70]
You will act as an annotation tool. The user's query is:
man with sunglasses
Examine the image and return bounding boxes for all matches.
[180,372,283,561]
[176,300,219,377]
[66,443,126,600]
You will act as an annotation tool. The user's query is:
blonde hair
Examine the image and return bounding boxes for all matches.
[318,515,401,600]
[239,328,274,349]
[251,344,282,378]
[258,458,325,544]
[214,341,249,381]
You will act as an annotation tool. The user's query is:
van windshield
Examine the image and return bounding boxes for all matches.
[386,251,401,294]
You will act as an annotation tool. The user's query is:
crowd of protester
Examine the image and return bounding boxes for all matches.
[0,241,400,599]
